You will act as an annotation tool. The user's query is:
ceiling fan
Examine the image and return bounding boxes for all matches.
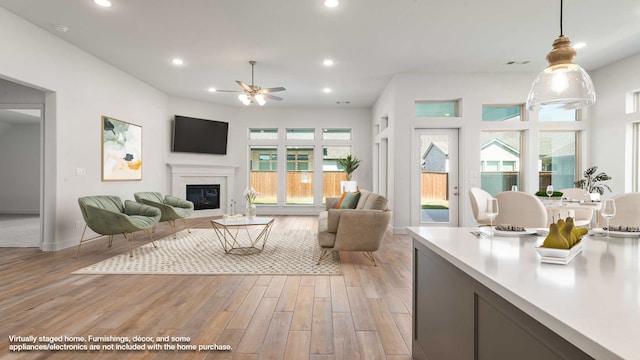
[216,60,286,106]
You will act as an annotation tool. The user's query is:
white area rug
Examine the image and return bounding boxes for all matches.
[71,228,341,275]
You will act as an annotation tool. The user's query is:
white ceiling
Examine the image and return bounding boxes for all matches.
[1,0,640,108]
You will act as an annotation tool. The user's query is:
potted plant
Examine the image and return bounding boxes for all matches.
[573,166,612,201]
[337,154,361,192]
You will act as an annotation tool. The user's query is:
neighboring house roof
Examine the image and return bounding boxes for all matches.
[422,142,447,160]
[480,138,520,157]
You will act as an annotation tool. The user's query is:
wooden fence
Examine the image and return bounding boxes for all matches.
[252,171,450,203]
[250,171,347,203]
[250,171,571,204]
[421,172,448,201]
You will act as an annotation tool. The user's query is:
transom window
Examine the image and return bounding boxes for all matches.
[323,128,352,140]
[415,100,461,117]
[286,128,314,140]
[482,105,523,122]
[249,128,278,140]
[538,108,578,122]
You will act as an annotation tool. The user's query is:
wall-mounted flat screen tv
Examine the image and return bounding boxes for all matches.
[172,115,228,155]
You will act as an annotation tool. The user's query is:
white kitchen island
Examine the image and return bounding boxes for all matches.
[408,226,640,360]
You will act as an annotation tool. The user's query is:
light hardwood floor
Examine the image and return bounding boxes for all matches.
[0,216,414,359]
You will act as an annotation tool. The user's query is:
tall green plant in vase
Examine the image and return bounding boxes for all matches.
[574,166,612,199]
[337,154,361,181]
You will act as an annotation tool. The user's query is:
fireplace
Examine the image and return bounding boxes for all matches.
[168,163,238,217]
[186,184,220,210]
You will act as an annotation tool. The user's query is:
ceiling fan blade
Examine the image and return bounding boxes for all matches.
[214,89,241,93]
[258,87,286,93]
[236,80,253,92]
[265,94,283,101]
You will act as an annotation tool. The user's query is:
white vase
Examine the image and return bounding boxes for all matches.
[340,180,358,193]
[589,193,601,201]
[246,203,256,218]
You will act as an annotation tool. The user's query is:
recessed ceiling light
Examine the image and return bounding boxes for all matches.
[572,42,587,49]
[208,87,217,92]
[323,59,334,66]
[54,24,69,33]
[94,0,112,8]
[172,58,184,66]
[323,87,333,93]
[324,0,339,8]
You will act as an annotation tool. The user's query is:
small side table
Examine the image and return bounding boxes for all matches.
[211,216,274,255]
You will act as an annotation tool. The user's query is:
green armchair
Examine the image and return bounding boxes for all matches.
[76,195,161,257]
[134,192,194,238]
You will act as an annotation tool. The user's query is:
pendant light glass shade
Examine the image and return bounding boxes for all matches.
[527,60,596,111]
[526,1,596,111]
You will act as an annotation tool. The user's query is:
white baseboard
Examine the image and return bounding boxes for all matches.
[0,209,39,215]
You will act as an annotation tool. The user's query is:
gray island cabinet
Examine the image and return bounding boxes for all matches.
[408,227,638,360]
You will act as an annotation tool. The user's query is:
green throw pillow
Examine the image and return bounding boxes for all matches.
[339,191,361,209]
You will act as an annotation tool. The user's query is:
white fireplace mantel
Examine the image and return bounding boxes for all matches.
[167,163,238,217]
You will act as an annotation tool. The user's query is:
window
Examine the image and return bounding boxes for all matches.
[502,161,516,171]
[249,128,278,140]
[322,128,352,140]
[286,128,314,140]
[249,147,277,204]
[481,131,522,196]
[249,127,353,206]
[538,108,578,122]
[482,105,523,122]
[625,90,640,114]
[539,131,578,191]
[415,100,460,117]
[323,146,350,202]
[287,150,310,171]
[633,123,640,191]
[286,147,314,204]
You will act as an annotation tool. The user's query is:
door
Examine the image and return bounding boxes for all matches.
[415,129,459,226]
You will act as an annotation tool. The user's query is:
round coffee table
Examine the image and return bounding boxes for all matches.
[210,216,274,255]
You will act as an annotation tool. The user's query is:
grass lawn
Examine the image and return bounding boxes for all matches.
[421,204,449,210]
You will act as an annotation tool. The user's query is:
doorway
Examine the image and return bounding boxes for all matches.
[0,107,42,247]
[414,129,459,226]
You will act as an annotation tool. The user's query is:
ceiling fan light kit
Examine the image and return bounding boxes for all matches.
[526,0,595,111]
[216,60,286,106]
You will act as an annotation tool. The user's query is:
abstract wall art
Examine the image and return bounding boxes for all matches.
[101,116,142,181]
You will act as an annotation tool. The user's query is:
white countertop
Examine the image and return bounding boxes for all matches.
[407,227,640,360]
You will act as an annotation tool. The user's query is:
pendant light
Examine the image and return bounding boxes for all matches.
[526,0,595,111]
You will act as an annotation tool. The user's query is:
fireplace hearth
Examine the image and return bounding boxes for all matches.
[186,184,220,210]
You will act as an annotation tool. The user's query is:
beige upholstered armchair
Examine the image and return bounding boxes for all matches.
[317,190,392,266]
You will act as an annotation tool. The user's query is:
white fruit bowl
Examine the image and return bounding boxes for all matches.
[535,242,583,265]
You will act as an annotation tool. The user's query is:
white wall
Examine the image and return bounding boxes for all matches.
[0,7,169,250]
[169,97,373,214]
[0,78,45,214]
[0,7,373,249]
[375,72,591,232]
[590,53,640,195]
[0,123,40,213]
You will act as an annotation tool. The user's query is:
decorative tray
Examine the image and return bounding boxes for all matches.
[535,242,582,265]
